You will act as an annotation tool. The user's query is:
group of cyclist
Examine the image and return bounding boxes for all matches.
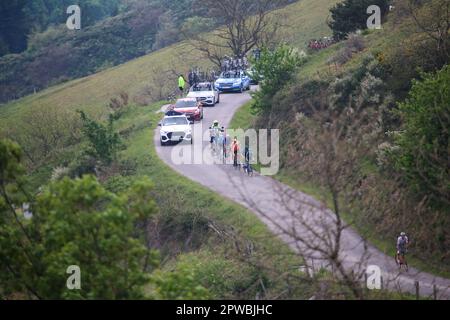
[221,48,262,72]
[188,68,218,87]
[221,55,249,72]
[209,120,253,175]
[180,50,261,96]
[307,37,335,51]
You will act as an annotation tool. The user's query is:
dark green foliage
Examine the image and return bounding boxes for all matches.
[78,111,121,165]
[23,0,122,31]
[0,0,122,57]
[390,65,450,208]
[0,6,161,102]
[328,0,390,40]
[67,152,97,178]
[250,45,305,115]
[151,261,211,299]
[0,139,159,299]
[0,0,203,103]
[0,1,30,55]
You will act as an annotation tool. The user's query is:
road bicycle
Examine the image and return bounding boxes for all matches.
[242,161,254,176]
[395,251,409,272]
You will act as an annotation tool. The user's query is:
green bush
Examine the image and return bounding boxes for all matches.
[0,139,160,299]
[151,261,211,300]
[251,45,305,115]
[390,64,450,208]
[78,111,122,165]
[158,251,261,299]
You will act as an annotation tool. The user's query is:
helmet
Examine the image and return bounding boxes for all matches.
[213,120,219,126]
[400,232,406,236]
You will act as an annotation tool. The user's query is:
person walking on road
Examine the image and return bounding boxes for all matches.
[178,74,186,96]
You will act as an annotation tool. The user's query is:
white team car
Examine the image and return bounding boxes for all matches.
[187,82,220,106]
[159,113,193,146]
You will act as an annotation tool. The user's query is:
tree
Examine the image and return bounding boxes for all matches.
[0,138,159,299]
[181,16,216,39]
[186,0,288,67]
[406,0,450,68]
[328,0,390,40]
[152,11,181,51]
[0,0,124,57]
[0,0,30,54]
[78,111,122,165]
[391,64,450,208]
[250,45,305,115]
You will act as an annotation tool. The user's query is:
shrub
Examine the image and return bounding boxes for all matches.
[390,64,450,208]
[328,33,365,66]
[78,111,122,165]
[50,166,70,182]
[250,45,305,114]
[151,262,211,300]
[346,33,366,52]
[108,91,130,120]
[0,140,159,299]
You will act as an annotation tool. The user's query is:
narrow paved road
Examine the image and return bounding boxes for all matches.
[154,89,450,299]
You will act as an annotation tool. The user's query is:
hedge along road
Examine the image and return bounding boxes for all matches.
[154,88,450,299]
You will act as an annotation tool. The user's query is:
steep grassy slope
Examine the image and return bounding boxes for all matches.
[0,0,348,299]
[111,103,310,299]
[0,43,194,124]
[229,7,450,277]
[0,0,338,127]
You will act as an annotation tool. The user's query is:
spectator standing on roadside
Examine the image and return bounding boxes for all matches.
[178,74,186,96]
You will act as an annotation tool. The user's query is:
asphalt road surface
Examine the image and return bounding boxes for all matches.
[154,88,450,299]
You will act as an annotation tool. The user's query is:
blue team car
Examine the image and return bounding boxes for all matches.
[214,70,251,93]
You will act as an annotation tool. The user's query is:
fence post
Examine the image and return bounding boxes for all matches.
[433,285,438,300]
[415,281,420,300]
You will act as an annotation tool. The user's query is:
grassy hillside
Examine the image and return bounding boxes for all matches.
[231,99,450,279]
[0,0,218,104]
[0,43,195,124]
[110,102,312,299]
[6,0,420,299]
[277,0,340,48]
[229,2,450,277]
[0,0,338,126]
